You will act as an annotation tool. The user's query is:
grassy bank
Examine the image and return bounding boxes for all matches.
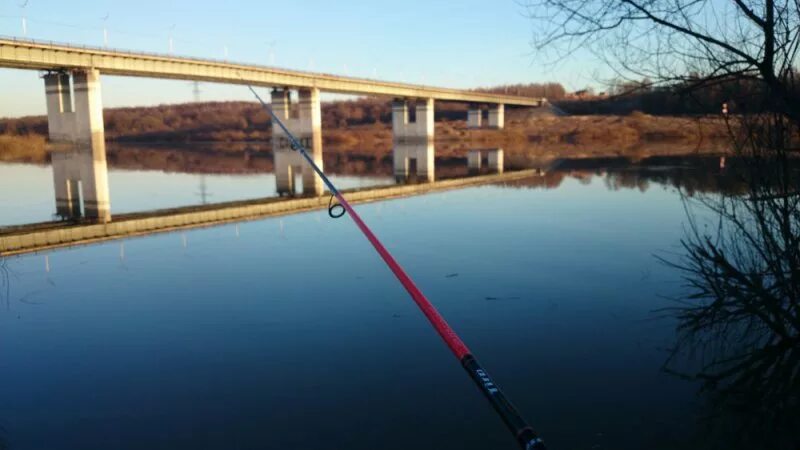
[0,135,47,163]
[0,100,732,164]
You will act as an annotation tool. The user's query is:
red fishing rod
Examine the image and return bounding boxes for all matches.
[248,86,547,450]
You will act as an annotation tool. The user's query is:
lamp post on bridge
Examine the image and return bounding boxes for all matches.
[168,24,176,54]
[266,40,276,65]
[18,0,28,37]
[101,13,109,47]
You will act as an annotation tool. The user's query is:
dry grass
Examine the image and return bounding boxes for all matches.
[0,109,727,164]
[0,135,47,163]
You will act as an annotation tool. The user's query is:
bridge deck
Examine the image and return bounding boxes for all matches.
[0,37,544,106]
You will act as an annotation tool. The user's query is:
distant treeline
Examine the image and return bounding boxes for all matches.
[0,79,770,147]
[476,83,567,100]
[556,77,796,116]
[0,83,565,143]
[3,78,794,144]
[0,100,459,143]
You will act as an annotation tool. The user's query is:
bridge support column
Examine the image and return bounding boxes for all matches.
[467,105,482,128]
[44,69,110,222]
[392,98,435,182]
[392,98,434,142]
[271,87,323,196]
[488,104,504,129]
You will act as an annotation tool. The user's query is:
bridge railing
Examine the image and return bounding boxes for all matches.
[0,34,344,78]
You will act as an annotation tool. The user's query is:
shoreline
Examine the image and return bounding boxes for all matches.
[1,112,732,166]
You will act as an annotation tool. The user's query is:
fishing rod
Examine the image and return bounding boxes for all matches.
[247,85,547,450]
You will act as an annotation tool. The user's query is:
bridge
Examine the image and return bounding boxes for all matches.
[0,37,546,222]
[0,37,543,105]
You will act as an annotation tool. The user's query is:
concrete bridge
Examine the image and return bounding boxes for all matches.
[0,37,544,220]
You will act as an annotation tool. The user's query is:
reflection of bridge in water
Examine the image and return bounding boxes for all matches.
[51,149,111,221]
[49,141,506,217]
[1,158,527,257]
[4,151,740,257]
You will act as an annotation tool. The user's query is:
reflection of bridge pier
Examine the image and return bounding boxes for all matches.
[393,141,435,183]
[271,88,324,196]
[52,151,110,220]
[467,149,504,174]
[44,70,111,222]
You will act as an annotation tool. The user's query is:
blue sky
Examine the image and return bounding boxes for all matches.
[0,0,603,117]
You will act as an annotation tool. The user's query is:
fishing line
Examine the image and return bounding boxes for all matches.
[247,85,547,450]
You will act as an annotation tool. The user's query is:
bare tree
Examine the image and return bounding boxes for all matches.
[524,0,800,117]
[526,1,800,446]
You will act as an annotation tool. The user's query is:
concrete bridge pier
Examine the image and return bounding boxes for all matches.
[468,104,504,129]
[467,104,482,128]
[392,98,434,142]
[488,104,504,129]
[467,149,504,174]
[271,87,324,196]
[393,141,435,183]
[44,69,111,222]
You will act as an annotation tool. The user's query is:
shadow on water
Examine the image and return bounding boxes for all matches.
[658,114,800,450]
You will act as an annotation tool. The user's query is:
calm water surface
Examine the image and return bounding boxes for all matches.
[1,161,716,449]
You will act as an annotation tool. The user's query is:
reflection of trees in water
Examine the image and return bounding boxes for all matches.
[661,114,800,450]
[103,145,484,178]
[498,155,798,196]
[102,144,475,179]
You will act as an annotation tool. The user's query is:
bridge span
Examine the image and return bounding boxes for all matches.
[0,37,543,105]
[0,37,546,222]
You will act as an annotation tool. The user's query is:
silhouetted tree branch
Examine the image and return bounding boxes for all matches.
[530,2,800,445]
[525,0,800,118]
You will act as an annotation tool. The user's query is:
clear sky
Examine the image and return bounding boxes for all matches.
[0,0,603,118]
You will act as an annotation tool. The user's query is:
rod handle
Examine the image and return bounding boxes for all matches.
[461,355,547,450]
